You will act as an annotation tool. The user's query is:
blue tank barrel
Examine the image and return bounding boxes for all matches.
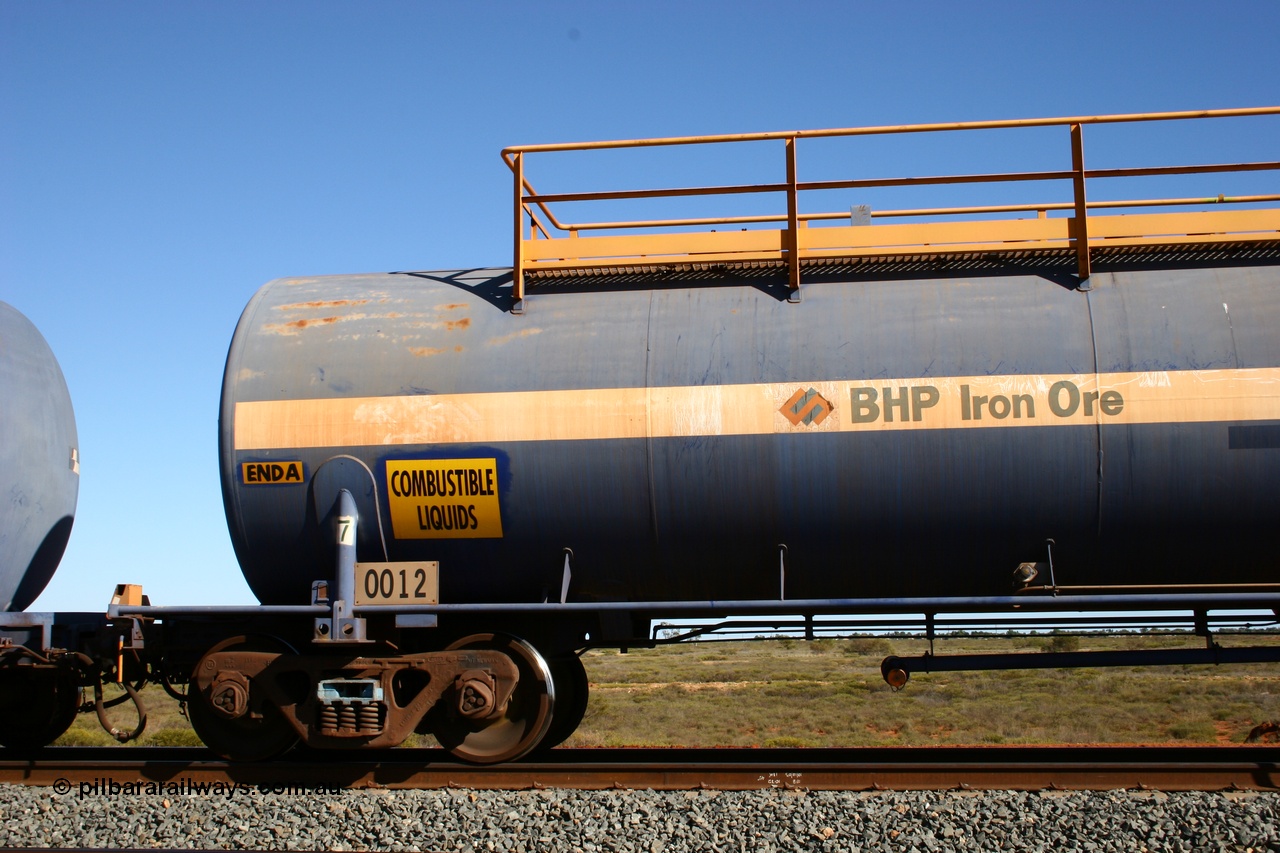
[219,263,1280,608]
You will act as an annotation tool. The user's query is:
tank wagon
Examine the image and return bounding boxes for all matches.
[0,302,79,613]
[4,108,1280,761]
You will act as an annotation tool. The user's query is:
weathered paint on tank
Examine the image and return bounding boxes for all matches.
[220,265,1280,606]
[0,302,79,611]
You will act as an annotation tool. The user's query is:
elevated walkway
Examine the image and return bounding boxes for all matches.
[503,108,1280,306]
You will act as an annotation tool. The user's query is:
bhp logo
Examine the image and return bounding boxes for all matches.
[781,387,833,426]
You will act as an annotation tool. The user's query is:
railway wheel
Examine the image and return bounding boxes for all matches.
[188,636,299,762]
[0,666,81,749]
[431,633,554,764]
[539,653,589,750]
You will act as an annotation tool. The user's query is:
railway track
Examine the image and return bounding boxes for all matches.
[3,746,1278,792]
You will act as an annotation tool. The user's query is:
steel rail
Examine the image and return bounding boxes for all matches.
[3,746,1278,792]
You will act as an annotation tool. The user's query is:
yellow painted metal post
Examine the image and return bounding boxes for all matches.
[785,138,800,295]
[1071,124,1091,281]
[513,152,525,309]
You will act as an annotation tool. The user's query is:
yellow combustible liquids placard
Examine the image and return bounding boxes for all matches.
[386,458,503,539]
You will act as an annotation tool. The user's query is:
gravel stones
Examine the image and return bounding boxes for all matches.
[2,784,1278,851]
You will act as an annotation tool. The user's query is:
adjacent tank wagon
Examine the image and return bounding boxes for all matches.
[0,301,83,749]
[0,301,78,613]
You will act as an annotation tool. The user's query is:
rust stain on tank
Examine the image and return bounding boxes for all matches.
[294,317,340,329]
[440,303,467,311]
[275,299,370,311]
[263,316,348,336]
[486,327,543,346]
[445,318,471,331]
[294,315,340,327]
[408,344,465,356]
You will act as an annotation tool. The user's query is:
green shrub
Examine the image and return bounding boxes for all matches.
[54,726,118,747]
[1039,633,1081,653]
[1168,721,1216,741]
[843,637,895,656]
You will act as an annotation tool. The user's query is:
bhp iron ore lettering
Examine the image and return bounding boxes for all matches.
[850,380,1125,424]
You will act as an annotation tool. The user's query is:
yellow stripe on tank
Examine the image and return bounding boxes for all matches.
[234,367,1280,451]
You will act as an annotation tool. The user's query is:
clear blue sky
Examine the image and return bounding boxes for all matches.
[4,1,1278,611]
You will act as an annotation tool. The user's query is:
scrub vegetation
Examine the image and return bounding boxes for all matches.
[568,633,1280,748]
[54,633,1280,748]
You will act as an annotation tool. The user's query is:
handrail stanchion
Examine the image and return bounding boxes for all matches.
[512,151,525,311]
[785,137,801,297]
[1071,123,1091,282]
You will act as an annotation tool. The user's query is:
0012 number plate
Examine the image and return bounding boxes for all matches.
[354,561,439,606]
